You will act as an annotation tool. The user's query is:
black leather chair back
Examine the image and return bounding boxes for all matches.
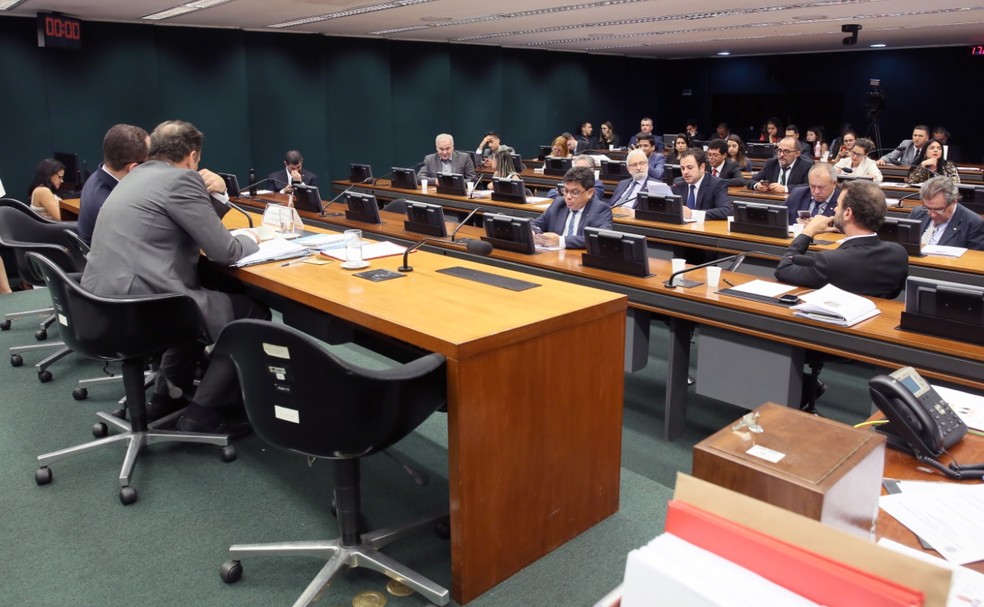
[212,319,447,459]
[26,252,207,362]
[0,206,83,285]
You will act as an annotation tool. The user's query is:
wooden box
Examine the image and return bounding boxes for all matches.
[692,402,886,538]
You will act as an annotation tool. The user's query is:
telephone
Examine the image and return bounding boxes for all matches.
[869,366,966,458]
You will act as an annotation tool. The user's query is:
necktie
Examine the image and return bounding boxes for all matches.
[779,167,789,186]
[566,210,579,236]
[712,167,718,177]
[618,181,640,207]
[809,199,826,216]
[687,185,696,209]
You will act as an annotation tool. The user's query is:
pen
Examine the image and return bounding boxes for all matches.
[722,278,735,287]
[281,256,309,267]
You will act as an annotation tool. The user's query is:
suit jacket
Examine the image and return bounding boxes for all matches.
[532,195,613,249]
[77,165,119,245]
[647,152,666,181]
[708,159,744,187]
[879,139,923,166]
[910,203,984,250]
[747,157,812,190]
[266,168,318,193]
[417,150,476,181]
[784,184,839,225]
[608,178,673,208]
[576,134,598,151]
[628,135,665,152]
[671,173,732,219]
[81,160,259,340]
[775,233,909,299]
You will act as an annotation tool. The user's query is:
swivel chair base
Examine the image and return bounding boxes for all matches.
[36,408,234,505]
[9,342,72,382]
[1,306,54,334]
[221,511,451,606]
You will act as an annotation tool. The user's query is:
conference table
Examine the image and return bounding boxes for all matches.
[59,197,628,605]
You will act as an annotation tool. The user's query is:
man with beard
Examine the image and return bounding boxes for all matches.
[607,149,672,208]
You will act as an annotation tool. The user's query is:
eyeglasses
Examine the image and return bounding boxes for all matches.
[626,161,648,169]
[776,148,798,156]
[850,151,865,157]
[563,188,586,198]
[925,204,952,215]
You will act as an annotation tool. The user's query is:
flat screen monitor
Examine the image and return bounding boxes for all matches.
[635,193,684,224]
[582,227,651,277]
[956,184,984,214]
[690,139,708,150]
[490,177,527,204]
[404,201,447,237]
[731,201,789,238]
[544,157,572,177]
[436,172,467,196]
[481,213,536,254]
[510,153,525,172]
[292,184,322,213]
[662,134,677,148]
[877,216,923,256]
[54,151,84,193]
[600,160,628,181]
[349,163,372,184]
[539,145,553,160]
[218,172,241,198]
[902,276,984,345]
[344,191,381,224]
[391,167,418,190]
[746,142,776,159]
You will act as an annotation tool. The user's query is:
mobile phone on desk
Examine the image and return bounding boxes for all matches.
[797,210,812,220]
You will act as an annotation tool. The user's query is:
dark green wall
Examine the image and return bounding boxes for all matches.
[0,14,979,200]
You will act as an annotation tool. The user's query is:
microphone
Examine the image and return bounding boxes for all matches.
[368,171,392,186]
[663,251,771,288]
[451,206,484,242]
[227,199,254,228]
[398,238,494,272]
[320,183,361,217]
[840,167,853,174]
[894,190,922,208]
[468,174,485,199]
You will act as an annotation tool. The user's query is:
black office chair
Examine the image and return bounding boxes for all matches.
[212,319,450,606]
[28,252,234,505]
[0,206,84,381]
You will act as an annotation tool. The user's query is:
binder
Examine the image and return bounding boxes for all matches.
[665,500,924,607]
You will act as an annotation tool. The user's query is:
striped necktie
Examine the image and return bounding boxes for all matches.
[566,211,579,235]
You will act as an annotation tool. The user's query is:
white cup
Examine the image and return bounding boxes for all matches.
[344,229,363,264]
[671,257,686,286]
[706,266,722,288]
[789,223,804,238]
[691,209,706,224]
[727,216,734,232]
[609,145,615,151]
[466,180,475,195]
[420,178,428,193]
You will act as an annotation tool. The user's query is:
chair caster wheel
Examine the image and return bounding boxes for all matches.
[220,445,237,462]
[38,369,53,383]
[11,354,23,367]
[35,467,52,485]
[35,329,47,341]
[111,408,127,420]
[73,387,88,401]
[92,423,108,438]
[435,520,451,539]
[119,486,138,505]
[0,319,10,330]
[220,560,243,584]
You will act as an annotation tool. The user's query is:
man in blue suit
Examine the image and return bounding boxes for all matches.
[78,124,150,245]
[533,166,613,249]
[636,132,665,181]
[671,148,731,220]
[784,163,840,225]
[910,176,984,250]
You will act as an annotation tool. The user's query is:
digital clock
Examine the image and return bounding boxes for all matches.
[37,12,81,50]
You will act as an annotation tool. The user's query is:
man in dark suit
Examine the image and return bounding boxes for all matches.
[417,133,476,181]
[627,117,664,151]
[575,121,598,151]
[785,124,812,156]
[532,166,613,249]
[747,137,812,194]
[910,176,984,250]
[78,124,149,245]
[878,125,930,166]
[704,139,745,187]
[607,149,673,209]
[784,163,840,225]
[83,120,271,433]
[775,179,909,298]
[267,149,318,193]
[672,148,732,220]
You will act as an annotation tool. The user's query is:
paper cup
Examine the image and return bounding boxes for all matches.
[671,258,686,286]
[420,178,428,192]
[706,266,722,288]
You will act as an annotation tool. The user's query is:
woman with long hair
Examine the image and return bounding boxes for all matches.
[550,135,571,158]
[597,121,620,148]
[759,119,781,144]
[907,139,960,185]
[665,134,690,165]
[726,134,753,172]
[806,127,828,159]
[833,137,883,181]
[28,158,66,221]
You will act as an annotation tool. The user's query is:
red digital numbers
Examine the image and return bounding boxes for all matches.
[44,15,80,40]
[971,45,984,56]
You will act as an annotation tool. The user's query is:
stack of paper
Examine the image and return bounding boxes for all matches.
[233,238,307,267]
[791,284,880,326]
[294,233,347,250]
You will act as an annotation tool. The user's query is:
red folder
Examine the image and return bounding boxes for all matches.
[665,500,924,607]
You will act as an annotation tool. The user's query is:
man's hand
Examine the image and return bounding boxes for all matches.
[876,158,887,166]
[801,213,834,238]
[199,169,226,194]
[288,168,302,182]
[534,232,561,247]
[766,182,787,194]
[682,206,693,219]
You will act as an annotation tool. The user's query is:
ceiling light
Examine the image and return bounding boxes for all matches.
[143,0,232,20]
[0,0,29,10]
[270,0,435,29]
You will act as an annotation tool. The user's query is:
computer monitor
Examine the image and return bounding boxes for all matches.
[349,163,372,184]
[690,139,708,150]
[436,172,467,196]
[510,153,525,172]
[343,191,381,224]
[582,227,651,277]
[391,167,418,190]
[544,157,572,177]
[490,177,527,204]
[53,151,85,194]
[731,201,789,239]
[404,201,447,237]
[218,172,241,198]
[877,216,923,256]
[956,184,984,214]
[662,134,677,148]
[902,276,984,345]
[599,160,628,181]
[481,213,536,254]
[538,145,553,160]
[746,142,776,159]
[292,184,322,213]
[635,193,684,224]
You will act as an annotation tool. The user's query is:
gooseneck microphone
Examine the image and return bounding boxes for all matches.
[468,174,485,199]
[398,238,494,272]
[320,183,364,217]
[369,171,392,187]
[451,206,484,242]
[227,200,255,228]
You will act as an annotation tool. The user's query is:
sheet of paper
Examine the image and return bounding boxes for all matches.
[879,483,984,565]
[728,279,797,297]
[233,237,307,266]
[321,240,407,261]
[878,538,984,607]
[468,189,494,198]
[922,245,968,258]
[933,385,984,432]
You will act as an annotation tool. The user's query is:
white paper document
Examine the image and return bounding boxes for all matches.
[922,245,968,258]
[879,483,984,565]
[933,385,984,432]
[727,279,797,298]
[321,240,407,261]
[791,283,880,326]
[233,237,307,267]
[293,233,347,250]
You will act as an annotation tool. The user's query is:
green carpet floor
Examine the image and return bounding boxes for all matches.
[0,287,879,606]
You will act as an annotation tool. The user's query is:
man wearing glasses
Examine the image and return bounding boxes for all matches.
[909,176,984,250]
[532,166,613,249]
[747,136,812,194]
[607,149,672,209]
